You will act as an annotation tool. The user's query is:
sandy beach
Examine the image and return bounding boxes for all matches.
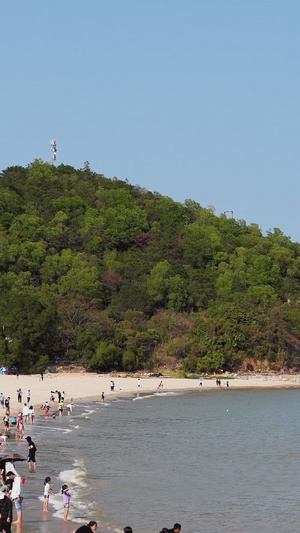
[1,372,300,418]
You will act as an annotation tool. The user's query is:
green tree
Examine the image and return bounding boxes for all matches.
[90,342,122,371]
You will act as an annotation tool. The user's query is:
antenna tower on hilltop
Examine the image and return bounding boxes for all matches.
[50,140,57,162]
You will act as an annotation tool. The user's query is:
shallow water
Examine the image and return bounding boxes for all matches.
[9,388,300,532]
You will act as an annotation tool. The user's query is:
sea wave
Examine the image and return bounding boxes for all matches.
[51,459,98,522]
[59,458,87,487]
[37,425,73,434]
[133,391,183,401]
[80,409,95,416]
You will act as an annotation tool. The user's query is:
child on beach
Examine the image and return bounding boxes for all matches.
[43,476,53,511]
[28,405,35,424]
[61,484,71,521]
[2,414,9,433]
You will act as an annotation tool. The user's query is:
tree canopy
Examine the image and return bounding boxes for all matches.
[1,160,300,374]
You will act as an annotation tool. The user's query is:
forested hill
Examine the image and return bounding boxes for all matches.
[1,160,300,374]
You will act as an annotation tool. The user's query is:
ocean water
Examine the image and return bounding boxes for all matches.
[8,388,300,533]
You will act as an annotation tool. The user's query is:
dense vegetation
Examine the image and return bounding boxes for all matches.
[1,160,300,374]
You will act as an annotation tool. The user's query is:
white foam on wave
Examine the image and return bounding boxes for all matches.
[133,391,183,401]
[133,394,155,401]
[59,459,87,487]
[80,409,95,417]
[38,425,73,434]
[51,458,98,522]
[154,391,183,396]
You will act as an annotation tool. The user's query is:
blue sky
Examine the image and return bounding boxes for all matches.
[2,1,300,240]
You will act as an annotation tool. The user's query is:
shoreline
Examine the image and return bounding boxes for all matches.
[1,372,300,423]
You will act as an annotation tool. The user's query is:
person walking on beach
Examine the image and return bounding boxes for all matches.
[101,392,105,404]
[43,477,53,512]
[57,390,62,402]
[40,372,44,381]
[6,471,24,524]
[0,394,4,409]
[110,380,115,391]
[26,436,37,472]
[4,398,10,416]
[3,414,9,433]
[137,378,141,388]
[17,389,22,404]
[61,484,71,521]
[26,390,31,404]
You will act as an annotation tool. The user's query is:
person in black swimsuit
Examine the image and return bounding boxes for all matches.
[25,436,37,472]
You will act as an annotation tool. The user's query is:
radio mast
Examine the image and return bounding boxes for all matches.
[50,140,57,162]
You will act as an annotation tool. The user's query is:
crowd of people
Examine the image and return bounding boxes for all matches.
[0,437,37,530]
[0,389,77,441]
[0,387,75,529]
[0,383,181,533]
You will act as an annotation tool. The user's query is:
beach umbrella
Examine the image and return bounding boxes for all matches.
[1,454,26,463]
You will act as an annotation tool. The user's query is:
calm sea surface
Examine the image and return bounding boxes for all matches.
[9,388,300,533]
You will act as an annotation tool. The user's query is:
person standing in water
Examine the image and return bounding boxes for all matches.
[43,477,53,512]
[61,484,71,521]
[26,436,37,472]
[58,400,64,416]
[101,392,105,404]
[6,471,24,525]
[28,406,34,424]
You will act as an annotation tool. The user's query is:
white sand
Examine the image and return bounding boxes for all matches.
[1,372,300,416]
